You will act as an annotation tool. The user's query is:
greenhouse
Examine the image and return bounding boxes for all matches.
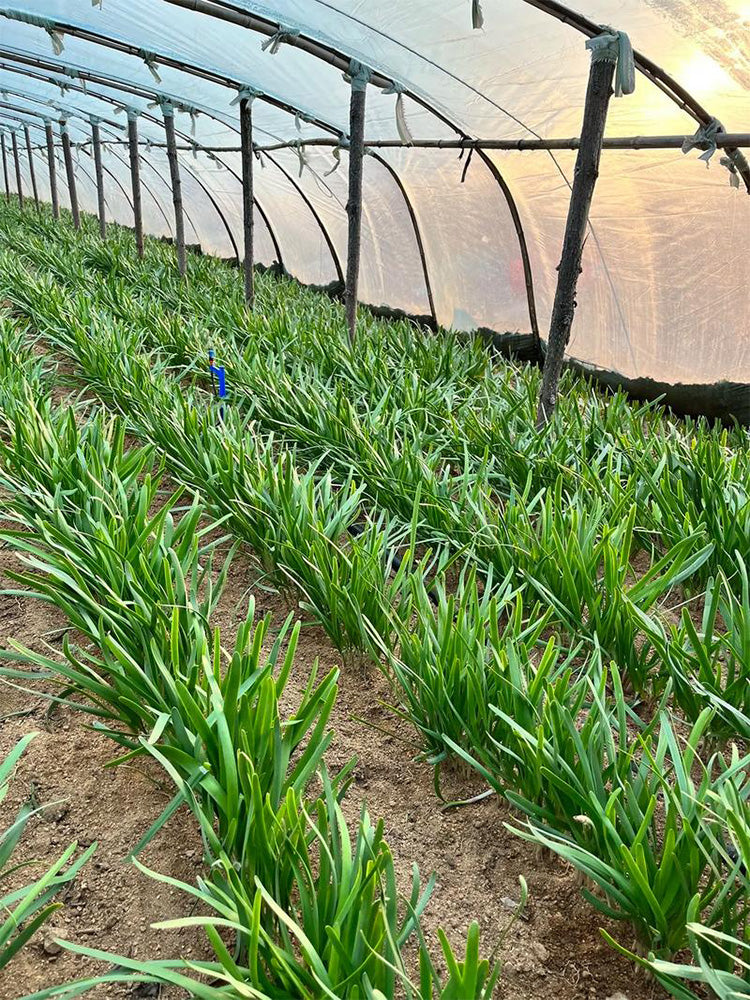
[0,3,750,1000]
[0,1,747,417]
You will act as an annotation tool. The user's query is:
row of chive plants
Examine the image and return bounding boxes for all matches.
[1,201,749,997]
[3,207,749,745]
[2,211,748,734]
[0,322,96,976]
[0,307,511,998]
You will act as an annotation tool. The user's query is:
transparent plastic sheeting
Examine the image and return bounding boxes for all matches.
[0,0,748,392]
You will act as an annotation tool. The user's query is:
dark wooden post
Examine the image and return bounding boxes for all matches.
[1,133,9,201]
[24,127,39,209]
[127,112,144,257]
[239,93,254,306]
[60,120,80,230]
[345,62,369,343]
[162,104,186,276]
[91,117,106,239]
[45,121,59,220]
[11,130,23,209]
[536,36,627,427]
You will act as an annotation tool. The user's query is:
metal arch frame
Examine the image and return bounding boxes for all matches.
[2,59,508,328]
[3,108,172,228]
[0,88,122,129]
[163,0,750,339]
[2,2,749,348]
[125,142,191,240]
[175,149,281,267]
[70,140,136,215]
[520,0,715,124]
[0,65,285,270]
[0,51,327,277]
[166,0,706,126]
[178,155,240,262]
[263,150,344,285]
[179,0,749,165]
[477,152,538,344]
[367,151,436,324]
[0,97,216,247]
[0,64,281,268]
[0,85,127,132]
[8,111,177,231]
[72,122,180,236]
[0,12,341,140]
[153,0,536,335]
[0,27,447,333]
[13,119,128,211]
[0,66,342,279]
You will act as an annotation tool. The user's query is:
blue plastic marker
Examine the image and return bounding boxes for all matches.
[216,365,227,422]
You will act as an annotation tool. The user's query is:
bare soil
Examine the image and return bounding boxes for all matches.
[0,527,667,1000]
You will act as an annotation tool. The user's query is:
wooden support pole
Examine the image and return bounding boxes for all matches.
[162,106,186,276]
[24,126,39,209]
[91,119,106,239]
[60,121,80,230]
[0,133,9,200]
[11,130,23,209]
[345,65,368,343]
[127,112,144,257]
[239,94,254,306]
[536,49,617,428]
[45,121,59,220]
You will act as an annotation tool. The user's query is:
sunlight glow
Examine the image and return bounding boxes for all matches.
[680,52,734,94]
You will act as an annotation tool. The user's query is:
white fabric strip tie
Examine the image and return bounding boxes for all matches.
[720,156,742,189]
[261,26,300,55]
[155,99,199,135]
[682,117,746,189]
[62,66,83,94]
[325,137,349,176]
[294,111,314,133]
[682,117,724,165]
[585,29,635,97]
[138,50,162,84]
[89,114,100,126]
[472,0,484,30]
[230,85,262,107]
[0,10,66,55]
[291,139,308,177]
[345,60,371,93]
[381,82,413,145]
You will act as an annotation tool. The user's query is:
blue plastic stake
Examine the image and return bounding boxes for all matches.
[217,366,227,398]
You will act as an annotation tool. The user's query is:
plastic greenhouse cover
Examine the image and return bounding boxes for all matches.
[0,0,747,412]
